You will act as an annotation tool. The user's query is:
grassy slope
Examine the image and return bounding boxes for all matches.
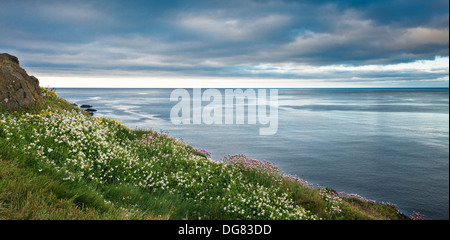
[0,88,408,220]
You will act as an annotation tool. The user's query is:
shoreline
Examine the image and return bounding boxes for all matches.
[51,87,446,220]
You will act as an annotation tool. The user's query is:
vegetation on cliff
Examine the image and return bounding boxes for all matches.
[0,88,415,220]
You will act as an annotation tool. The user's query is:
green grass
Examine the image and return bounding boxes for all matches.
[0,87,409,220]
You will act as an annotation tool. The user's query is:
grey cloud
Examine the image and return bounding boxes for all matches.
[1,0,448,87]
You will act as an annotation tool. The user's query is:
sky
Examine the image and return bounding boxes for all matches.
[1,0,448,88]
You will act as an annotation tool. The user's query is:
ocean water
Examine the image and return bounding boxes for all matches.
[55,88,449,220]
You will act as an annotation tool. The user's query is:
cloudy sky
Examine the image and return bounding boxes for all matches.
[1,0,448,87]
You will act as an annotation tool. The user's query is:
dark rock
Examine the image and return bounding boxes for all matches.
[85,108,97,112]
[0,53,19,65]
[0,53,43,110]
[80,104,92,108]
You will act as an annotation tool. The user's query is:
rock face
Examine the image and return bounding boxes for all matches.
[0,53,19,65]
[0,53,43,110]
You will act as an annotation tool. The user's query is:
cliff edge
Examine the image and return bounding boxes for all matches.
[0,53,43,110]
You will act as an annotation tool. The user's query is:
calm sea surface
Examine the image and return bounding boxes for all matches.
[55,88,449,220]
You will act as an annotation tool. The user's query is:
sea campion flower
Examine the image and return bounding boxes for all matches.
[319,187,343,214]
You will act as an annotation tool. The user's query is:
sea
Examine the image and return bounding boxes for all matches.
[55,88,449,220]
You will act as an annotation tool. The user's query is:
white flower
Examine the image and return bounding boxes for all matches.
[48,148,53,153]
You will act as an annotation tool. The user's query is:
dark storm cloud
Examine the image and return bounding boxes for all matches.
[0,0,448,86]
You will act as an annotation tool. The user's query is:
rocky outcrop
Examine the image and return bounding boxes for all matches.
[0,53,43,110]
[0,53,19,65]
